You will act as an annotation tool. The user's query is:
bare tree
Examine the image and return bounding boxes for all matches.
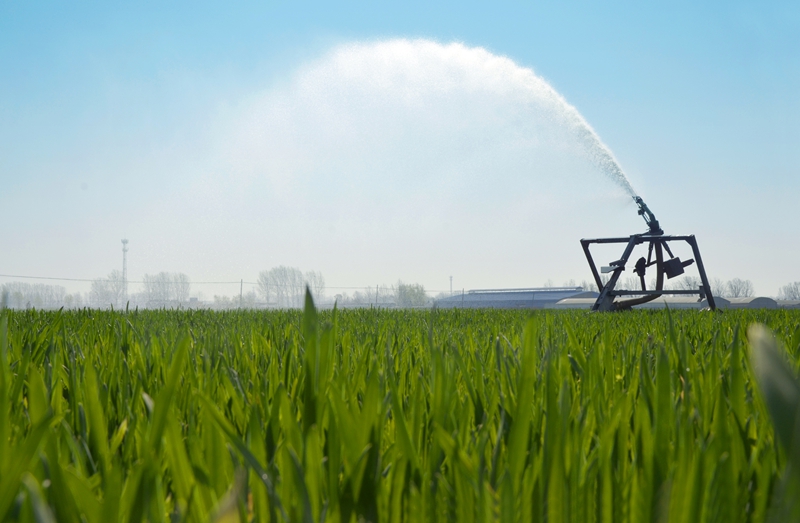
[579,276,611,293]
[63,293,83,308]
[1,282,68,309]
[241,290,258,308]
[711,278,727,297]
[619,276,643,292]
[778,282,800,300]
[333,284,398,307]
[349,289,372,305]
[174,273,191,302]
[142,273,169,304]
[276,267,292,307]
[211,295,235,310]
[258,266,305,308]
[726,278,754,298]
[256,270,273,304]
[90,270,125,308]
[289,269,305,307]
[670,275,701,291]
[270,267,292,307]
[142,272,191,306]
[257,266,324,308]
[375,284,395,305]
[304,271,325,302]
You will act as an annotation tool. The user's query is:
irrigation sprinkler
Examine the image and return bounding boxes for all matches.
[581,196,716,311]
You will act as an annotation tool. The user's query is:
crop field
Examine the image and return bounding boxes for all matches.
[1,300,800,522]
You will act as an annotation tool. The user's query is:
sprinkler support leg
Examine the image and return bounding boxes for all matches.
[593,235,639,311]
[687,235,716,310]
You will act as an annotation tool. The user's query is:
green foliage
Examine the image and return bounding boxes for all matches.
[396,282,427,308]
[0,301,799,522]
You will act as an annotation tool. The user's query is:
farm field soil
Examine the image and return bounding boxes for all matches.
[1,304,799,522]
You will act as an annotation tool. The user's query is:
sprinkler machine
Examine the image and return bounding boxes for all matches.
[580,197,716,311]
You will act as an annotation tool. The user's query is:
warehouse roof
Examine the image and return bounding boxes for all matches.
[549,295,791,310]
[436,287,593,309]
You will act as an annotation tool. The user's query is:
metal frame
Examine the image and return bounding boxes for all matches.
[580,233,716,311]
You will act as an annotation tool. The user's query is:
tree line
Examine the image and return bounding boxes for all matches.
[3,274,799,310]
[574,275,800,300]
[256,266,325,308]
[334,281,429,308]
[90,270,191,308]
[0,282,81,309]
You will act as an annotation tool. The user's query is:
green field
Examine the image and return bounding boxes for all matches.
[1,301,800,522]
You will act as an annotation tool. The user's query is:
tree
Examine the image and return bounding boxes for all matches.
[619,276,643,292]
[1,282,68,309]
[257,267,325,308]
[142,272,191,306]
[256,271,273,304]
[711,278,727,297]
[257,266,305,308]
[91,270,125,308]
[174,273,191,302]
[726,278,754,298]
[586,275,610,292]
[375,284,395,305]
[63,293,83,308]
[670,275,701,291]
[211,294,235,310]
[396,281,427,308]
[778,282,800,300]
[304,271,325,302]
[142,273,169,304]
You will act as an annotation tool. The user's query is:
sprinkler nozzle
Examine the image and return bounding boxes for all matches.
[633,196,663,235]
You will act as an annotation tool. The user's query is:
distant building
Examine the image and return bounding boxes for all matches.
[722,297,777,309]
[549,297,716,310]
[549,295,793,310]
[777,300,800,309]
[436,287,594,309]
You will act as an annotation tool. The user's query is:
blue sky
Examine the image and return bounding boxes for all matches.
[1,1,798,298]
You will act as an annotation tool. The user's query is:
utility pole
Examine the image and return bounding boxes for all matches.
[239,279,243,309]
[450,276,453,296]
[121,239,129,302]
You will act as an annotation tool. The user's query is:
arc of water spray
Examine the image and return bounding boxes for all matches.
[515,69,638,198]
[235,39,641,200]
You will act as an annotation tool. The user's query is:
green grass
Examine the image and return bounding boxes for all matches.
[1,298,800,522]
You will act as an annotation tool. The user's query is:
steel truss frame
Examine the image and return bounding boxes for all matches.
[580,234,716,312]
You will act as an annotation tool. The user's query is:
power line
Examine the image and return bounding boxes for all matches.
[0,274,453,292]
[0,274,248,284]
[0,274,95,282]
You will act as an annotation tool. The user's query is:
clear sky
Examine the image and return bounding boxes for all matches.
[1,1,798,298]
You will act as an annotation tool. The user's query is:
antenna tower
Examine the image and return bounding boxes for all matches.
[121,239,129,301]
